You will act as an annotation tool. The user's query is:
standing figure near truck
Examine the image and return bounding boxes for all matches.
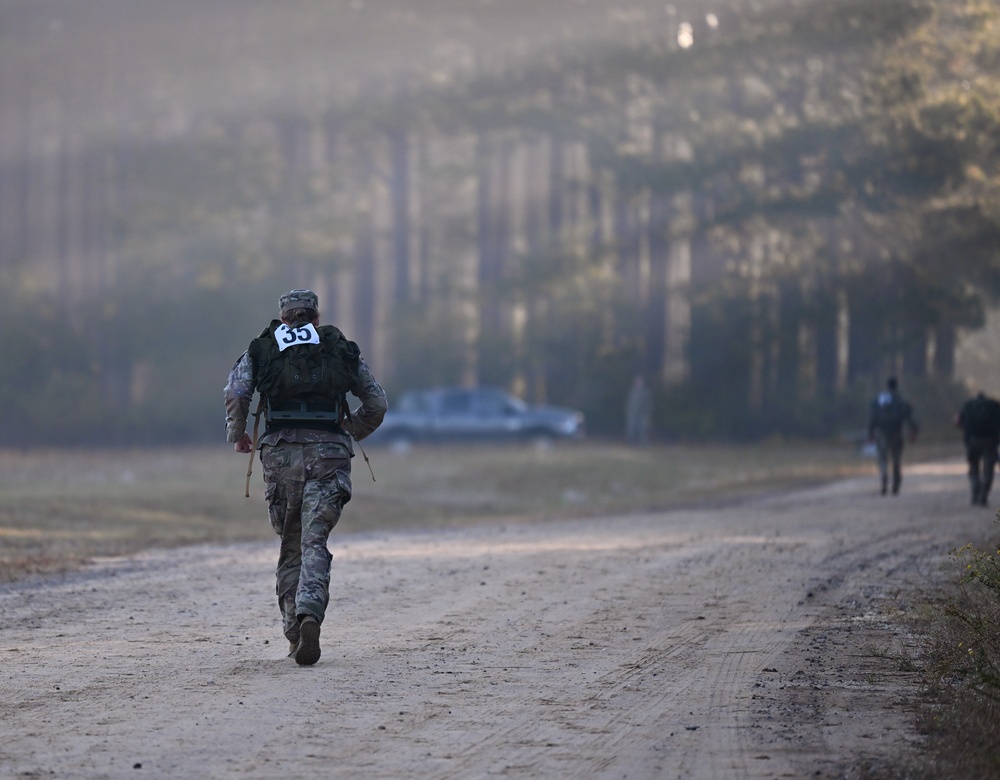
[625,375,653,445]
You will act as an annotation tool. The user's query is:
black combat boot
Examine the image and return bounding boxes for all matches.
[295,615,321,666]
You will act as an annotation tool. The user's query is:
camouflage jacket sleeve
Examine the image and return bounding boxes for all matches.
[224,351,255,443]
[343,358,388,441]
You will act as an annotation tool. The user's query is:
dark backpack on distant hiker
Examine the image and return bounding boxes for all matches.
[962,395,1000,439]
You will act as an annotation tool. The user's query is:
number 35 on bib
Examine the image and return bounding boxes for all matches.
[274,323,320,352]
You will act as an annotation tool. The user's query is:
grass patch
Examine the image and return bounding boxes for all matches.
[853,530,1000,779]
[899,538,1000,779]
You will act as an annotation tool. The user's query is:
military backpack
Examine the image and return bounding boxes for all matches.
[963,395,1000,438]
[872,392,909,432]
[248,319,360,430]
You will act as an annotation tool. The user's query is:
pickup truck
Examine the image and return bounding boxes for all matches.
[370,386,585,445]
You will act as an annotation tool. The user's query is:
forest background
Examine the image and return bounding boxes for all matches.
[2,0,999,446]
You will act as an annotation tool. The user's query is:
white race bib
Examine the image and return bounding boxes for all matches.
[274,323,320,352]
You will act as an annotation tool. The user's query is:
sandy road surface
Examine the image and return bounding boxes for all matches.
[0,461,991,779]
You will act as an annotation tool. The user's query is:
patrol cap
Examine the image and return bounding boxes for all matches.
[279,289,319,315]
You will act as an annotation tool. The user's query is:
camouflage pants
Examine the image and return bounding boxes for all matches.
[260,441,352,641]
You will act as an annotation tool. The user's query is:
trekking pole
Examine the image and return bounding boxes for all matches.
[341,396,375,482]
[356,437,376,482]
[245,395,265,498]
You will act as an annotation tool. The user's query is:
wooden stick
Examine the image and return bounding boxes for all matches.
[244,395,265,498]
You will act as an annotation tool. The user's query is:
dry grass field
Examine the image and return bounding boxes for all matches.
[0,439,956,582]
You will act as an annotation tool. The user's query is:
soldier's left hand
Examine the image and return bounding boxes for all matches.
[234,433,253,453]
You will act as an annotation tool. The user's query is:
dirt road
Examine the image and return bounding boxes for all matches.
[0,461,990,779]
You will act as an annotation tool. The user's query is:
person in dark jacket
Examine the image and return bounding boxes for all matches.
[955,391,1000,507]
[867,377,919,496]
[224,289,387,665]
[625,374,653,445]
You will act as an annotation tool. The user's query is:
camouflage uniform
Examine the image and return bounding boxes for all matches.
[224,290,387,651]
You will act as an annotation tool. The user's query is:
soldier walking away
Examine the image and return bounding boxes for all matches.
[224,290,387,665]
[625,374,653,445]
[867,377,919,496]
[955,391,1000,507]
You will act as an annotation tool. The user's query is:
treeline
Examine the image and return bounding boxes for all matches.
[1,0,998,445]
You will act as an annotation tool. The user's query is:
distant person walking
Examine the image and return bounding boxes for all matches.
[625,374,653,445]
[224,289,387,665]
[867,376,919,496]
[955,391,1000,507]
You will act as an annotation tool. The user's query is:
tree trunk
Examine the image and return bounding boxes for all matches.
[663,209,692,385]
[932,324,956,378]
[645,191,668,378]
[389,125,411,307]
[774,278,802,417]
[475,133,512,386]
[814,285,839,398]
